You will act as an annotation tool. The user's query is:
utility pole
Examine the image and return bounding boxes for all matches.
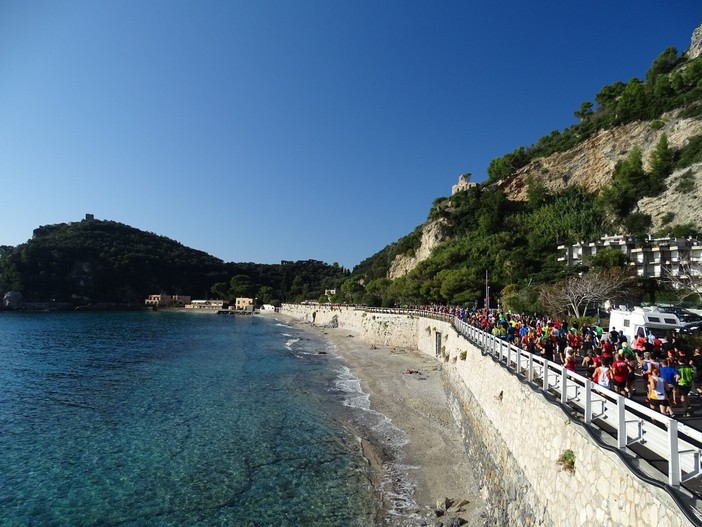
[485,270,490,310]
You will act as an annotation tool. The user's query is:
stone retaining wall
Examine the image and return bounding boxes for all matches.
[280,305,694,526]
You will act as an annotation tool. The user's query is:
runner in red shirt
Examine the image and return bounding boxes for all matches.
[612,352,631,396]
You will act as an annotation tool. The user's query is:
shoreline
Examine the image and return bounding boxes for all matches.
[275,312,485,526]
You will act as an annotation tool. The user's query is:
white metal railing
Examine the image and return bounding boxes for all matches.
[363,307,702,489]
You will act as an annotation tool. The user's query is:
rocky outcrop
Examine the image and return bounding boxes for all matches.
[689,24,702,60]
[639,161,702,232]
[2,291,23,309]
[390,112,702,279]
[499,111,702,202]
[388,219,446,279]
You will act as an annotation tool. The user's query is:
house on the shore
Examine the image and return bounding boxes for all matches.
[235,297,254,311]
[185,299,225,310]
[145,294,192,307]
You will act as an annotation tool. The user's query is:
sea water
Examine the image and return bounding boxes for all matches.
[0,311,415,526]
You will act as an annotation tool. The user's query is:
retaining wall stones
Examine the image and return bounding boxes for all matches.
[280,305,694,526]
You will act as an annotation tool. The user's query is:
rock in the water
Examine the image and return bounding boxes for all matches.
[3,291,23,309]
[436,497,453,511]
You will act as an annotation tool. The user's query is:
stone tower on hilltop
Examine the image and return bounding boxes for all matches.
[451,173,478,195]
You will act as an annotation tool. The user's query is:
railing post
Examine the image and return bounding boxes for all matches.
[516,345,522,376]
[585,380,592,424]
[543,362,549,392]
[617,395,627,450]
[561,366,568,404]
[528,353,534,383]
[669,419,681,487]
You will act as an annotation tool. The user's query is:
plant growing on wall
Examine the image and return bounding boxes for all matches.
[557,449,576,473]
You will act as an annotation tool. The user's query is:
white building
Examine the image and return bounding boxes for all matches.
[558,236,702,279]
[185,299,225,310]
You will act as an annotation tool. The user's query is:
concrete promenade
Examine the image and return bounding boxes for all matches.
[282,303,702,527]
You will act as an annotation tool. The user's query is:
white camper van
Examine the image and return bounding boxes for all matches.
[608,306,683,342]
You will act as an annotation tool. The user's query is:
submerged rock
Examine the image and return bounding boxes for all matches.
[3,291,23,309]
[323,315,338,328]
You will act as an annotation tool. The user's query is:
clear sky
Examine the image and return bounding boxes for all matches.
[0,2,699,269]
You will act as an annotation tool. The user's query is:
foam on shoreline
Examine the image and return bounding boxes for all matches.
[271,312,484,526]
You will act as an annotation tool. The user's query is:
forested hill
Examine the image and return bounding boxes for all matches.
[0,218,348,307]
[346,25,702,310]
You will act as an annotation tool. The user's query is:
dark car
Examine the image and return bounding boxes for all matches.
[658,306,702,324]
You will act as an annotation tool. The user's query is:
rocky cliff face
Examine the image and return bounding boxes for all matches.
[386,24,702,280]
[499,111,702,201]
[388,112,702,279]
[388,111,702,280]
[639,160,702,232]
[498,110,702,233]
[689,24,702,60]
[388,219,446,279]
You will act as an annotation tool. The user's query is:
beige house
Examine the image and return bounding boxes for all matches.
[235,297,254,311]
[145,294,171,307]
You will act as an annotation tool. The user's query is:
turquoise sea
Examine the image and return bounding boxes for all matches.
[0,311,414,526]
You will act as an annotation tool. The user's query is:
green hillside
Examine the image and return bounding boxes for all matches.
[0,218,348,307]
[345,43,702,311]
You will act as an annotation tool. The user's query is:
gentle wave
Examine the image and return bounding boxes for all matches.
[330,364,419,524]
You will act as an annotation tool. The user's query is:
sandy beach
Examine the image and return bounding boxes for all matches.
[278,314,485,526]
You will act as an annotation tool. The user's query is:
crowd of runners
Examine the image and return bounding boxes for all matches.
[417,304,702,418]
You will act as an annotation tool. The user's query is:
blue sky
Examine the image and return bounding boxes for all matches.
[0,2,699,269]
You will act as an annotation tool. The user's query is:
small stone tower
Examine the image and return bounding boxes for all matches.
[451,173,478,195]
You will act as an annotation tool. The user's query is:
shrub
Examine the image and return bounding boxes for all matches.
[557,449,576,473]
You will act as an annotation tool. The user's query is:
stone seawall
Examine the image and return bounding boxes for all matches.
[281,305,694,526]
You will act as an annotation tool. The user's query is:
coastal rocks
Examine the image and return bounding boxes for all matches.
[3,291,23,309]
[428,496,472,526]
[323,314,338,328]
[388,219,446,279]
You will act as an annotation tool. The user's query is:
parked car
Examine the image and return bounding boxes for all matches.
[657,306,702,324]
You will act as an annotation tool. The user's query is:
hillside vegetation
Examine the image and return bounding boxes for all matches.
[3,30,702,313]
[343,36,702,311]
[0,218,348,307]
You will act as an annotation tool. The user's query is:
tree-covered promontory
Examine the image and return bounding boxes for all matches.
[0,218,349,307]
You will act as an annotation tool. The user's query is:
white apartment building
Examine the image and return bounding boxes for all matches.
[558,236,702,279]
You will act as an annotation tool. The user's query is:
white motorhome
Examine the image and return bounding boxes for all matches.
[608,306,682,342]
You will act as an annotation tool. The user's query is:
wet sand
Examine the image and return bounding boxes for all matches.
[278,314,485,525]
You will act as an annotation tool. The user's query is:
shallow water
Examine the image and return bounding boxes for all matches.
[0,311,385,526]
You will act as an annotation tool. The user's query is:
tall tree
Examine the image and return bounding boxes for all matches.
[646,47,680,84]
[616,78,648,122]
[648,133,674,194]
[539,269,634,318]
[229,275,256,298]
